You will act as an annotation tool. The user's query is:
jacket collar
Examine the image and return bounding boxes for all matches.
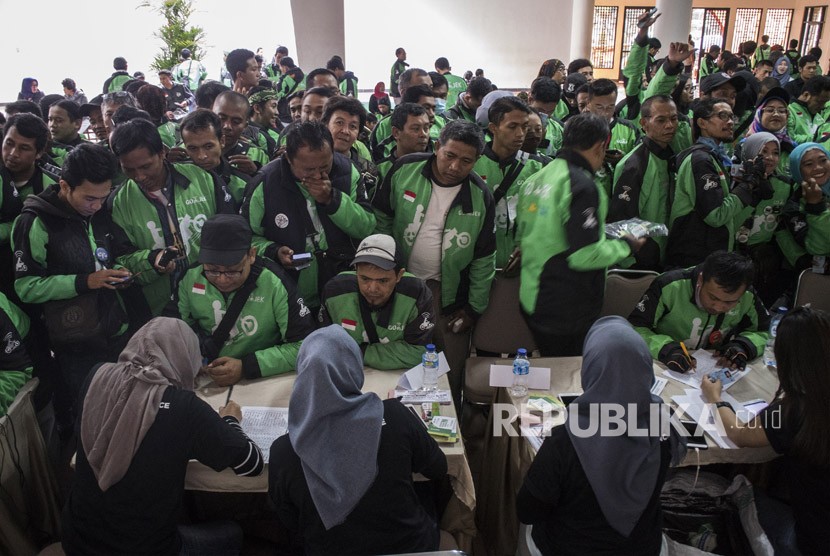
[557,148,595,174]
[642,136,675,161]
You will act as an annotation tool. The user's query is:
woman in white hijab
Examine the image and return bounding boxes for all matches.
[517,316,685,555]
[62,317,263,556]
[268,325,447,555]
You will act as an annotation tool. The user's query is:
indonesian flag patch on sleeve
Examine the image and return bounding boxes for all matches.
[403,190,416,202]
[192,283,206,295]
[341,318,358,331]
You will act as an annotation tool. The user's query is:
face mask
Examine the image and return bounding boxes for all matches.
[435,98,447,115]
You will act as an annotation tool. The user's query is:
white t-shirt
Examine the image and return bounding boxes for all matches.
[407,181,461,281]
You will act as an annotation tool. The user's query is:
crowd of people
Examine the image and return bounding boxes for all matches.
[1,8,828,555]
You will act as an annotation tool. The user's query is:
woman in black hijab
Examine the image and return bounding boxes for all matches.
[517,316,685,555]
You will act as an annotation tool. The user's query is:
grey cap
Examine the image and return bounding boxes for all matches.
[352,234,401,271]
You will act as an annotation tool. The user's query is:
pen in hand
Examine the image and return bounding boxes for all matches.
[225,385,233,406]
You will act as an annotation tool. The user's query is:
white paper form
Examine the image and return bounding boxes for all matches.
[663,349,749,390]
[240,406,289,464]
[489,365,551,389]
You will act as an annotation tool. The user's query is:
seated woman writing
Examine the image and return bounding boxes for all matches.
[62,317,263,556]
[517,316,686,555]
[702,306,830,555]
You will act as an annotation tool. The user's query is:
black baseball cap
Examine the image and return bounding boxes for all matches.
[79,94,104,117]
[756,86,790,107]
[564,73,588,100]
[198,214,252,266]
[700,72,746,94]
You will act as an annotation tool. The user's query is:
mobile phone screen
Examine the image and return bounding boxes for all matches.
[681,420,708,449]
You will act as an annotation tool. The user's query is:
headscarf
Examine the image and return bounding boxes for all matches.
[288,325,384,530]
[772,57,791,86]
[741,132,779,166]
[475,90,514,129]
[538,59,565,79]
[567,317,685,537]
[373,82,387,99]
[80,317,201,492]
[790,142,830,194]
[19,78,37,101]
[248,89,279,105]
[747,95,796,148]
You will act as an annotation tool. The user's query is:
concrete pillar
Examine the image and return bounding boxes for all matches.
[569,0,595,61]
[290,0,345,70]
[653,0,693,45]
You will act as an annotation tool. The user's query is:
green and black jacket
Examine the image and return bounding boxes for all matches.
[12,185,128,341]
[372,152,496,318]
[49,135,85,167]
[516,149,631,334]
[370,113,444,164]
[629,264,770,361]
[319,271,434,370]
[1,162,59,245]
[443,95,476,123]
[609,137,676,270]
[243,123,279,160]
[0,292,32,415]
[595,117,641,197]
[103,71,131,94]
[242,153,375,309]
[173,256,315,379]
[777,188,830,266]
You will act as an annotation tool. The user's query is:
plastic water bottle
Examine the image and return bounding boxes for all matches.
[764,307,787,368]
[421,344,439,391]
[510,348,530,401]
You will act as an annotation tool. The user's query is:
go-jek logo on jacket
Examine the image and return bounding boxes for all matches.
[211,300,258,340]
[443,228,471,251]
[146,214,207,251]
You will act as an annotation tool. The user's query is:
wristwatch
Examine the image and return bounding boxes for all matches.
[715,401,735,412]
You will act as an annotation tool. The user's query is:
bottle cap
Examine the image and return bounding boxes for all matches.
[426,344,435,351]
[517,348,527,355]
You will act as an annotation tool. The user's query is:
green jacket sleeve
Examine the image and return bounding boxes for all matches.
[0,371,30,416]
[564,181,631,271]
[108,196,162,287]
[12,214,88,303]
[804,203,830,255]
[371,167,396,235]
[322,165,376,239]
[246,340,302,378]
[465,191,497,316]
[0,221,11,245]
[623,40,649,98]
[644,59,683,100]
[627,278,676,358]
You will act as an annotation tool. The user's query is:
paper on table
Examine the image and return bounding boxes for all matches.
[663,351,749,391]
[397,352,450,390]
[240,406,289,464]
[394,389,453,404]
[672,390,741,449]
[489,365,551,390]
[651,376,668,396]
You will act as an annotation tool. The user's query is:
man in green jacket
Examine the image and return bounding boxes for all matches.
[473,96,549,268]
[369,69,435,162]
[435,57,468,110]
[371,84,445,162]
[172,214,315,386]
[788,76,830,144]
[319,234,434,370]
[629,251,770,373]
[0,291,32,416]
[213,91,269,175]
[444,77,491,124]
[517,113,644,356]
[13,143,129,419]
[372,120,495,401]
[242,121,375,311]
[667,98,768,268]
[390,47,409,103]
[107,118,234,318]
[47,100,85,166]
[609,95,680,270]
[375,103,432,184]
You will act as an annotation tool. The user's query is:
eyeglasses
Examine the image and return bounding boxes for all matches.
[707,111,738,123]
[204,269,244,279]
[761,107,788,116]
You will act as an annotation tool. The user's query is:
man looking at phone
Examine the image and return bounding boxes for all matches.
[13,143,130,420]
[107,118,234,318]
[171,215,315,386]
[628,251,770,373]
[242,121,375,313]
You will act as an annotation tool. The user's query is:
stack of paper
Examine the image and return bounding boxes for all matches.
[394,389,453,404]
[428,416,459,443]
[240,406,289,463]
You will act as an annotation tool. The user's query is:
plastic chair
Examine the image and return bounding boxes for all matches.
[793,269,830,313]
[599,269,659,318]
[464,274,537,404]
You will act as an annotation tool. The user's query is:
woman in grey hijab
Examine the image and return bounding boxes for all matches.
[517,316,685,555]
[736,132,798,304]
[62,317,263,556]
[269,325,448,555]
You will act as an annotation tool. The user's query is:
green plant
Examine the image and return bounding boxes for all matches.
[139,0,206,72]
